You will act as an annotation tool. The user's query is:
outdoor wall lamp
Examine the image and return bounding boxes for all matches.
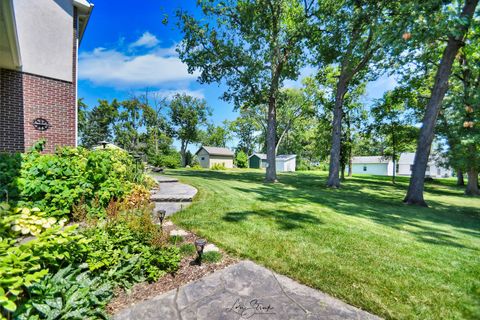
[195,239,207,265]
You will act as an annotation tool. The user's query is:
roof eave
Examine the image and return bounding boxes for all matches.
[73,0,94,44]
[2,0,22,69]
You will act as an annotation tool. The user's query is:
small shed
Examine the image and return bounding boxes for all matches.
[350,156,394,176]
[248,153,267,169]
[195,146,234,169]
[276,154,296,172]
[248,153,296,172]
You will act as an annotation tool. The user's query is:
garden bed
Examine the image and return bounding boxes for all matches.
[107,220,238,315]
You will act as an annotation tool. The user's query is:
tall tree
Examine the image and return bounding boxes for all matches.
[230,112,259,155]
[311,0,402,188]
[370,90,418,184]
[139,90,169,156]
[176,0,312,182]
[404,0,479,205]
[440,25,480,196]
[168,94,210,167]
[201,121,232,148]
[79,99,118,149]
[114,98,144,152]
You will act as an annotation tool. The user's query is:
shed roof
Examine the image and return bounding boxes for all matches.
[352,156,391,164]
[398,152,415,165]
[276,154,296,161]
[196,146,234,156]
[249,153,267,160]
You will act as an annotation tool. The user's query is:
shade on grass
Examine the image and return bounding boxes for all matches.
[167,169,480,320]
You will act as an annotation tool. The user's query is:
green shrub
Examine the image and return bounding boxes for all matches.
[179,243,196,256]
[235,150,248,168]
[150,153,181,169]
[0,224,90,315]
[16,264,112,320]
[4,147,141,217]
[82,212,180,285]
[211,163,226,170]
[0,153,22,201]
[202,251,222,263]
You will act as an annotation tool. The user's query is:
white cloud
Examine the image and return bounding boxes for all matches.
[129,32,160,48]
[78,47,199,88]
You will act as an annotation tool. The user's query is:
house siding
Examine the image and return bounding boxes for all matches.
[352,163,389,176]
[209,155,233,169]
[197,149,210,168]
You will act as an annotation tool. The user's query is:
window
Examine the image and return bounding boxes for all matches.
[437,168,441,175]
[363,166,367,172]
[201,157,205,161]
[426,166,430,172]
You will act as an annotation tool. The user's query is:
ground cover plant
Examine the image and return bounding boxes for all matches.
[0,146,180,319]
[169,169,480,320]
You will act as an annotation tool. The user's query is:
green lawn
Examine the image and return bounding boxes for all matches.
[166,169,480,320]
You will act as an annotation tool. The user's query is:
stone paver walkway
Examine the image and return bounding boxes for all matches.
[115,261,380,320]
[150,175,197,216]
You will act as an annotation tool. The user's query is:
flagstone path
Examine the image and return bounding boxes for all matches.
[150,175,198,216]
[115,261,380,320]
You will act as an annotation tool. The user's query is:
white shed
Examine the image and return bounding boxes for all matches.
[398,153,452,178]
[350,156,394,176]
[275,154,296,172]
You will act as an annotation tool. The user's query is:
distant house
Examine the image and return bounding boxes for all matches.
[248,153,296,172]
[195,146,234,169]
[398,152,452,178]
[351,156,394,176]
[0,0,93,153]
[350,152,453,178]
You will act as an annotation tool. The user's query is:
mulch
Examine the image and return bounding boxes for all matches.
[106,221,238,315]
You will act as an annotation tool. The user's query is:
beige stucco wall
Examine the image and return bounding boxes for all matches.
[12,0,74,82]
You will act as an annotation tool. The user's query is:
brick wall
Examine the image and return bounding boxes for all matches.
[22,72,76,153]
[0,5,78,154]
[0,69,25,152]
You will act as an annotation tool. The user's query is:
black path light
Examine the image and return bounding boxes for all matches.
[194,239,207,265]
[99,140,108,149]
[156,209,166,227]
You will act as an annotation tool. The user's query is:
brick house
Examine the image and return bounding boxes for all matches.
[0,0,93,153]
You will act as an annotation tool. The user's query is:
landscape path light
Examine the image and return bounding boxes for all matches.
[195,239,207,265]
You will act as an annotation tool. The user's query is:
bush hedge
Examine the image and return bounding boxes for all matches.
[0,146,181,319]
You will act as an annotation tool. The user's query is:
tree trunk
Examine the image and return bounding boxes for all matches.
[465,168,479,196]
[327,77,348,188]
[457,169,465,186]
[348,156,353,177]
[404,0,478,206]
[180,142,187,167]
[265,97,277,182]
[341,163,346,181]
[391,122,396,184]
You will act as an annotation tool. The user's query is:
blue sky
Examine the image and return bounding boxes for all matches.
[78,0,397,150]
